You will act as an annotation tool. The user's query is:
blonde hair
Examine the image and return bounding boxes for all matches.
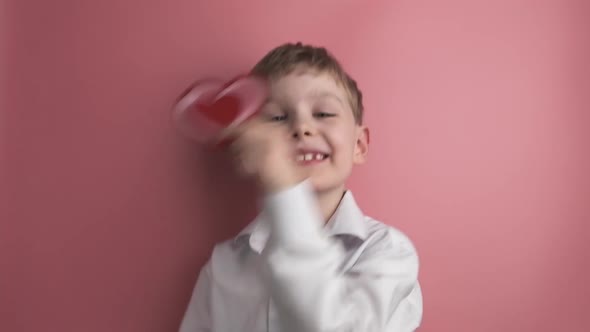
[251,42,364,124]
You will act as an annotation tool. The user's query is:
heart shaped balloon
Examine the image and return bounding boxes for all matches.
[172,75,268,147]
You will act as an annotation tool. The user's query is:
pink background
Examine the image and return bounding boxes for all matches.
[2,0,589,331]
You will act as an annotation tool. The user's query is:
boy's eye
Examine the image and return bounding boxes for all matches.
[314,112,336,118]
[269,114,288,122]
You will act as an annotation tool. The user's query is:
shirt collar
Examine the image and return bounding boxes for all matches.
[234,190,368,253]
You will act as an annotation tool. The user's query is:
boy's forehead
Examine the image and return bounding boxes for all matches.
[269,70,348,103]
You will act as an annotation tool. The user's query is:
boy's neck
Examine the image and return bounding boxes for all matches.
[315,185,347,224]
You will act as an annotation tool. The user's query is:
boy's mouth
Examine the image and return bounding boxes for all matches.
[296,151,330,164]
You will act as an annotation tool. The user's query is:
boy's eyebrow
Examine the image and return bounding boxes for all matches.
[310,91,346,108]
[259,98,283,113]
[260,92,346,110]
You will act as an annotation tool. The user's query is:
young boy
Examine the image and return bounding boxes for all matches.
[178,42,422,332]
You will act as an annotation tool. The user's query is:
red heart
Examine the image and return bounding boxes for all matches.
[172,75,268,146]
[196,95,241,126]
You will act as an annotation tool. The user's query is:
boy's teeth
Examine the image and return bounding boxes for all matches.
[297,153,328,162]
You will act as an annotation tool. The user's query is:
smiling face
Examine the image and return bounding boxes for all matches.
[258,68,369,194]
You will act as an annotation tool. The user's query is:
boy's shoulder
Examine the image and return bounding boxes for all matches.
[360,215,420,261]
[207,187,418,273]
[208,213,418,270]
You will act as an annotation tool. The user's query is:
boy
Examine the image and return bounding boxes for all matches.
[179,42,422,332]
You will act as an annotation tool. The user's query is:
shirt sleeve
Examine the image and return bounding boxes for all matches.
[178,262,212,332]
[261,180,422,332]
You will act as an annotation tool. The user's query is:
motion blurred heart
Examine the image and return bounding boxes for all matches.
[172,75,268,146]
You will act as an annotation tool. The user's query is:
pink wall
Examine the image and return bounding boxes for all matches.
[2,1,589,331]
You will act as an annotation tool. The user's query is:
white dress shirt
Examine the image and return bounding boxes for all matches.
[179,181,422,332]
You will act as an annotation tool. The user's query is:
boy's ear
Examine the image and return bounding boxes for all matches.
[353,126,370,164]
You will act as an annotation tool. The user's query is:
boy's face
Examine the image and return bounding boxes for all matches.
[258,69,369,194]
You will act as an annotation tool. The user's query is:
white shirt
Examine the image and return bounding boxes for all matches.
[179,181,422,332]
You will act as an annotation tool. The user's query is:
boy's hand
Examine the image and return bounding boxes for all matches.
[229,119,308,193]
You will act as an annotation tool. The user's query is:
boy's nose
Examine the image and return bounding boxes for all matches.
[292,129,311,138]
[291,120,315,138]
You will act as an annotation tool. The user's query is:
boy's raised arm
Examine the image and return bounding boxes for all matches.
[262,180,421,332]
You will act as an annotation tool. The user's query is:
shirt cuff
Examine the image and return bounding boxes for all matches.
[262,180,326,250]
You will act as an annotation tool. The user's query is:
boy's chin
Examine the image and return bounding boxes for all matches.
[308,177,346,195]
